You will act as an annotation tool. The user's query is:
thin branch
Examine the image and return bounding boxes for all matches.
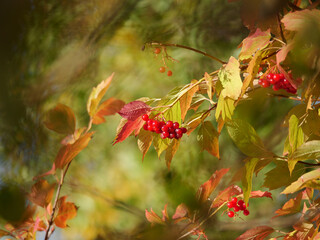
[298,161,320,167]
[287,1,302,11]
[277,14,287,44]
[147,42,227,64]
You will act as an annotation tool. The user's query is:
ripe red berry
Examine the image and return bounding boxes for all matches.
[160,133,167,139]
[237,200,244,206]
[147,119,153,125]
[175,133,183,139]
[243,209,250,216]
[169,133,175,139]
[269,78,275,84]
[279,73,284,79]
[173,122,179,129]
[166,121,173,128]
[154,48,161,54]
[227,201,235,208]
[231,197,238,203]
[258,79,263,85]
[162,131,169,138]
[168,127,175,133]
[161,125,169,132]
[261,80,270,88]
[273,74,281,82]
[175,128,183,135]
[167,70,173,77]
[272,84,280,91]
[181,127,187,133]
[142,114,149,121]
[159,66,166,73]
[239,203,246,210]
[143,123,148,131]
[233,206,240,212]
[227,211,235,218]
[267,73,274,80]
[148,125,153,131]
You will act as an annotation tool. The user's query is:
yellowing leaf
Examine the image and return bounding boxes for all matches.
[274,192,302,217]
[215,95,235,121]
[204,72,213,100]
[29,180,56,208]
[87,73,114,117]
[197,121,219,159]
[289,140,320,161]
[179,83,199,121]
[92,98,125,125]
[218,57,243,100]
[239,28,271,61]
[54,132,94,169]
[54,196,77,228]
[44,103,76,135]
[137,129,153,162]
[196,168,229,203]
[242,158,259,204]
[289,115,304,153]
[186,110,210,135]
[152,134,170,158]
[165,139,180,169]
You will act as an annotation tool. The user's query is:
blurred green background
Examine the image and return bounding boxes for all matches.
[0,0,301,239]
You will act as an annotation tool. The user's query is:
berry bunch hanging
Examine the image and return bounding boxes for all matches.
[153,47,174,77]
[142,114,187,139]
[226,197,250,218]
[258,72,297,94]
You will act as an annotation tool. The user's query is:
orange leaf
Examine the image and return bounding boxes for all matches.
[236,226,274,240]
[54,196,77,228]
[145,209,164,225]
[274,192,302,217]
[137,129,153,162]
[172,204,189,222]
[196,168,229,203]
[44,103,76,135]
[92,98,125,125]
[29,180,56,208]
[250,190,273,199]
[54,132,94,169]
[180,83,199,121]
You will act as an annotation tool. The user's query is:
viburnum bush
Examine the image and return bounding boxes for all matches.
[1,1,320,239]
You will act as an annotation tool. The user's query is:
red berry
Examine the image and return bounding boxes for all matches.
[261,80,270,88]
[239,202,247,210]
[167,70,173,77]
[159,121,166,127]
[161,125,169,132]
[148,125,153,131]
[273,74,281,82]
[142,114,149,121]
[155,127,162,134]
[173,122,179,129]
[227,211,235,218]
[168,127,175,133]
[166,121,173,128]
[231,197,238,203]
[175,133,182,139]
[233,205,240,212]
[258,79,263,85]
[169,133,175,139]
[143,123,148,130]
[175,128,183,135]
[159,66,166,73]
[227,201,235,208]
[279,73,284,79]
[237,200,244,206]
[269,78,275,84]
[154,48,161,54]
[181,127,187,133]
[160,133,167,139]
[267,73,274,80]
[152,120,159,127]
[162,131,169,138]
[272,84,280,91]
[243,209,250,216]
[147,119,153,125]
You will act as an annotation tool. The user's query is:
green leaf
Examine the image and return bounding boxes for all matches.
[289,114,304,153]
[205,72,213,100]
[215,95,235,121]
[289,140,320,161]
[263,161,304,190]
[226,119,273,158]
[197,121,219,159]
[242,158,259,204]
[282,168,320,194]
[218,56,243,100]
[163,101,181,125]
[153,134,170,158]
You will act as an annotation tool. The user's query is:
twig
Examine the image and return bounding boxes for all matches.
[287,1,302,11]
[298,161,320,167]
[147,42,226,65]
[277,14,287,44]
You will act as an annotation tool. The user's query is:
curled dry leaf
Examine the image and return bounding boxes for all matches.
[54,196,78,228]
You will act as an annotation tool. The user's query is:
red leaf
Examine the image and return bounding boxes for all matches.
[196,168,229,203]
[92,98,125,125]
[145,209,164,225]
[211,185,242,208]
[54,196,77,228]
[172,203,189,222]
[161,204,169,222]
[250,190,273,199]
[113,117,145,144]
[118,101,151,121]
[236,226,274,240]
[54,132,94,169]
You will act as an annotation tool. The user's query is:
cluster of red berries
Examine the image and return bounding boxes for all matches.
[258,73,297,94]
[154,48,173,77]
[226,197,249,218]
[142,114,187,139]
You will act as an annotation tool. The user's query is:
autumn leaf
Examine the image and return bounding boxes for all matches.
[276,42,294,65]
[289,140,320,162]
[249,190,272,199]
[218,56,243,100]
[211,185,242,208]
[186,110,211,135]
[172,204,189,222]
[137,129,153,162]
[29,180,56,208]
[215,95,235,121]
[145,209,164,225]
[113,117,145,144]
[239,28,271,61]
[118,101,151,121]
[92,98,125,124]
[0,229,12,237]
[204,72,213,100]
[197,121,219,159]
[54,196,77,228]
[242,158,259,204]
[54,132,94,169]
[152,134,170,158]
[87,73,114,117]
[196,168,229,203]
[281,9,320,32]
[44,103,76,135]
[274,192,302,217]
[179,83,199,121]
[236,226,274,240]
[165,139,180,169]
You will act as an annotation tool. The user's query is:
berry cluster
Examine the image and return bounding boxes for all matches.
[142,114,187,139]
[154,48,173,77]
[227,197,249,218]
[258,73,297,94]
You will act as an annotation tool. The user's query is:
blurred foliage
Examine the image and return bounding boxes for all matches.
[0,0,311,239]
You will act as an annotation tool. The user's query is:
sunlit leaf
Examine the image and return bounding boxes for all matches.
[29,180,56,208]
[163,101,181,125]
[204,72,213,100]
[197,121,219,159]
[165,139,180,169]
[118,101,151,121]
[186,110,210,135]
[55,132,94,169]
[54,196,78,228]
[250,190,272,199]
[236,226,274,240]
[179,83,199,121]
[137,129,153,162]
[281,9,320,32]
[215,95,235,121]
[239,28,271,61]
[289,114,304,153]
[145,209,164,225]
[289,140,320,161]
[87,73,115,117]
[211,185,242,208]
[218,56,242,100]
[196,168,229,203]
[226,119,273,157]
[92,98,125,124]
[274,192,302,217]
[113,117,145,144]
[44,103,76,135]
[242,158,259,204]
[153,134,170,158]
